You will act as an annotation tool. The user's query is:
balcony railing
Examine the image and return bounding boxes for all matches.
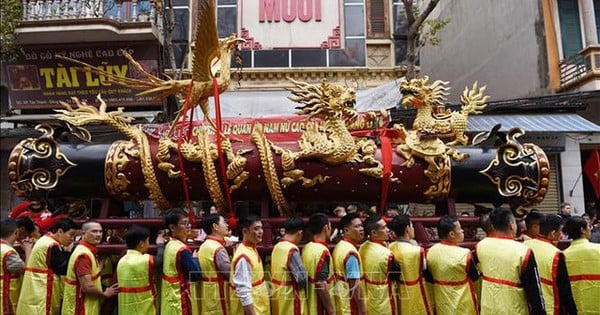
[559,46,600,90]
[20,0,161,27]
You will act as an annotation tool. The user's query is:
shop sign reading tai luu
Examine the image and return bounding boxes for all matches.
[4,42,161,109]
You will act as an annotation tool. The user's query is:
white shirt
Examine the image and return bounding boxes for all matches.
[232,257,253,306]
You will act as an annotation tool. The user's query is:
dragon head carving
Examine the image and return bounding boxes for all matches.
[400,76,450,109]
[287,78,358,121]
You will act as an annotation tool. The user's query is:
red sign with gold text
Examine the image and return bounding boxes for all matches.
[141,113,390,142]
[3,42,161,109]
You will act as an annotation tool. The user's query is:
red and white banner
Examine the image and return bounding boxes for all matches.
[141,112,389,142]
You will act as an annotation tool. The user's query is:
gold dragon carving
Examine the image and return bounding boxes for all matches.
[56,0,244,136]
[396,76,489,200]
[50,0,253,213]
[155,131,252,212]
[251,123,290,215]
[104,140,138,200]
[53,95,172,210]
[271,78,395,187]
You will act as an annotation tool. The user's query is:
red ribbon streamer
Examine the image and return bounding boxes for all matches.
[350,128,399,217]
[212,78,236,229]
[176,80,196,226]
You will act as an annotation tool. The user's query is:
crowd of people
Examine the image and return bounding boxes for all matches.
[1,206,599,315]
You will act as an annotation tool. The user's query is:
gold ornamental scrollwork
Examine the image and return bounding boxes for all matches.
[105,140,137,199]
[251,123,289,216]
[137,133,172,211]
[480,128,549,208]
[8,124,76,198]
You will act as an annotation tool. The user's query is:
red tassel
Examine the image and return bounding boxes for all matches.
[379,131,393,217]
[176,80,196,227]
[213,77,235,223]
[228,211,238,232]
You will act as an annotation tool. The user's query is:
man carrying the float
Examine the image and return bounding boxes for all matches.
[62,221,119,315]
[332,212,366,315]
[359,215,398,315]
[271,217,308,315]
[563,216,600,314]
[524,214,577,315]
[116,225,166,315]
[197,213,232,315]
[1,218,32,315]
[475,207,545,315]
[426,215,479,315]
[389,215,433,315]
[161,209,201,315]
[302,213,336,315]
[230,214,270,315]
[17,218,78,315]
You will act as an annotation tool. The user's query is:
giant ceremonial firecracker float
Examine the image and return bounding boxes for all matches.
[7,0,550,250]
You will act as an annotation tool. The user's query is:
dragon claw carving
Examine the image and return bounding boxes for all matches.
[271,78,384,186]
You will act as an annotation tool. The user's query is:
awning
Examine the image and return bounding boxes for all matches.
[204,80,401,118]
[466,113,600,133]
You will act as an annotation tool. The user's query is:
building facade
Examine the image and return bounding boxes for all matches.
[419,0,600,214]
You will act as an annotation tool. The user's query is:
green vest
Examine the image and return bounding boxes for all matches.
[196,236,230,315]
[524,238,562,315]
[476,236,530,315]
[332,238,363,315]
[61,241,101,315]
[563,238,600,315]
[359,240,396,315]
[426,241,478,315]
[161,239,191,315]
[302,240,334,315]
[389,241,433,315]
[16,234,63,315]
[270,240,305,315]
[116,249,156,315]
[229,242,269,315]
[1,241,21,315]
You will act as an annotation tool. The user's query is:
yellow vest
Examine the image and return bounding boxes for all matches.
[196,236,230,315]
[563,238,600,315]
[302,240,334,315]
[389,241,433,315]
[524,238,561,315]
[16,234,63,315]
[358,240,397,315]
[161,239,192,315]
[332,238,363,315]
[270,240,305,315]
[116,249,156,315]
[62,241,102,315]
[229,242,269,315]
[476,236,530,315]
[426,241,478,315]
[1,241,22,315]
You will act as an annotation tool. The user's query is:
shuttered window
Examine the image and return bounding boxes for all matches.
[368,0,388,38]
[558,0,583,58]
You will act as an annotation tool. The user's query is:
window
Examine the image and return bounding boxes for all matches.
[170,0,190,68]
[367,0,388,38]
[217,0,366,68]
[392,1,408,65]
[558,0,583,58]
